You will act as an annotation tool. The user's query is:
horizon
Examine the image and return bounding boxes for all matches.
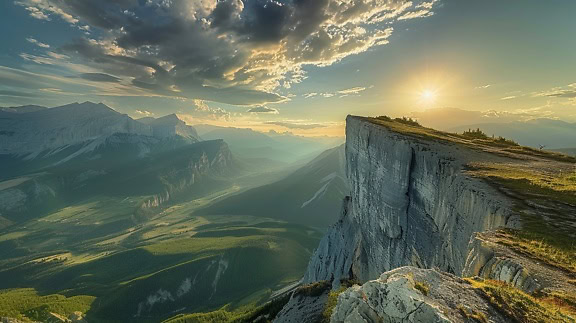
[1,0,575,137]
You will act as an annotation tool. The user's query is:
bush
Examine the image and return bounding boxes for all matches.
[294,281,331,297]
[462,128,490,140]
[394,117,421,127]
[321,287,347,323]
[414,281,430,296]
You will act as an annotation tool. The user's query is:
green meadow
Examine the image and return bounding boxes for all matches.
[0,189,322,322]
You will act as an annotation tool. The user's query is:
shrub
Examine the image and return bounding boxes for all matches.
[413,281,430,296]
[394,117,421,127]
[461,128,490,140]
[456,304,489,323]
[321,287,347,323]
[294,281,331,297]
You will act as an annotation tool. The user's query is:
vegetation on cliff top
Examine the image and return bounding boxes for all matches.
[466,278,576,322]
[367,115,575,163]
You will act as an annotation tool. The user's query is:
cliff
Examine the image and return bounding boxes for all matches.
[278,115,576,322]
[305,116,515,283]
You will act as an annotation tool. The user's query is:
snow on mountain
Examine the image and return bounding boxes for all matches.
[0,102,201,162]
[0,102,152,156]
[148,114,200,141]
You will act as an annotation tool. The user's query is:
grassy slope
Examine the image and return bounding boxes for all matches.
[0,191,322,322]
[196,146,346,228]
[0,288,94,322]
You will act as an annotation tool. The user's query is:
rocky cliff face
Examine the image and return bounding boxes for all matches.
[305,116,515,285]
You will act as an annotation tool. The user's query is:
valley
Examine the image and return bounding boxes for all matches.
[0,181,323,322]
[0,102,341,322]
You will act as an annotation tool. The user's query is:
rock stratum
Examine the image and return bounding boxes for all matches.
[277,115,576,322]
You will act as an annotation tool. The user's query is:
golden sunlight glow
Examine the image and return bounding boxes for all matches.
[418,89,438,106]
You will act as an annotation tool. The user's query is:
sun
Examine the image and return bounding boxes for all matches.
[420,89,437,103]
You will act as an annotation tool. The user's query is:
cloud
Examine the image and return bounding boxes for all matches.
[26,37,50,48]
[398,9,434,20]
[500,96,517,100]
[14,0,439,105]
[475,84,491,89]
[337,86,367,95]
[79,73,121,83]
[537,84,576,99]
[265,121,327,129]
[304,86,368,98]
[187,100,231,121]
[135,109,154,117]
[0,89,40,98]
[247,106,279,114]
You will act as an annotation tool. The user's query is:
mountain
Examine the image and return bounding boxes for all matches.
[141,114,200,141]
[197,145,348,228]
[194,124,343,163]
[0,103,205,178]
[0,138,239,225]
[0,102,152,157]
[0,105,47,114]
[0,102,235,226]
[552,148,576,156]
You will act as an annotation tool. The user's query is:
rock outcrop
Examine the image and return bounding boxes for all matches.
[331,267,508,323]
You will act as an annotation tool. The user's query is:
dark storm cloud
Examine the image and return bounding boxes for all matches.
[16,0,438,105]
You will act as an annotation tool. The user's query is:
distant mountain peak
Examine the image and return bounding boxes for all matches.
[153,113,183,124]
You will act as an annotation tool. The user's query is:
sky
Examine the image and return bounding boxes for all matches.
[1,0,575,136]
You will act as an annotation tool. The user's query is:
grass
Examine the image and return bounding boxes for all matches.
[366,116,576,162]
[468,163,576,200]
[294,280,331,297]
[142,235,276,255]
[466,278,575,322]
[321,287,347,323]
[164,293,292,323]
[456,304,489,323]
[0,288,94,322]
[0,193,321,322]
[492,229,576,274]
[413,280,430,296]
[467,161,576,273]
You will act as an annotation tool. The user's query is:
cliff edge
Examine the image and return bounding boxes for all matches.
[278,115,576,322]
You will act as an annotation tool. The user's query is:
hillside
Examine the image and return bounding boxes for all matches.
[194,124,342,164]
[197,145,348,228]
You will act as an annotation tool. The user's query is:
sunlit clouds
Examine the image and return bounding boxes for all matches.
[7,0,439,106]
